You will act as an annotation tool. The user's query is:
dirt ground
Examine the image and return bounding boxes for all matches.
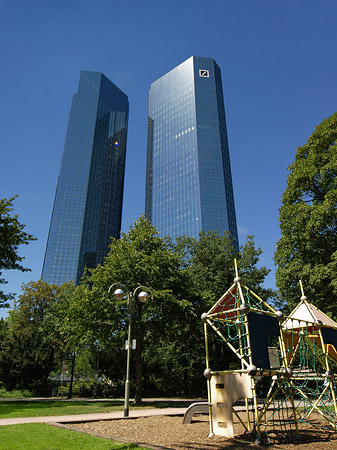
[65,412,337,449]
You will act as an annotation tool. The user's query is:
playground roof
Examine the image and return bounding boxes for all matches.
[283,300,337,329]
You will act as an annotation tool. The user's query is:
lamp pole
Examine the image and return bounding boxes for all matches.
[108,284,152,417]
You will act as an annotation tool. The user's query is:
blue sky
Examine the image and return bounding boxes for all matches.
[1,0,337,314]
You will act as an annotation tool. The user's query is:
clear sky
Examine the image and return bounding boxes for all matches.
[1,0,337,315]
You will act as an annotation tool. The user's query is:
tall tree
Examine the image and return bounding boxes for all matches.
[64,220,274,400]
[0,280,72,392]
[0,196,36,307]
[175,231,274,378]
[177,231,273,309]
[70,216,190,403]
[275,112,337,315]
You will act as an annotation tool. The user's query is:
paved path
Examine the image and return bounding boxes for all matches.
[0,407,187,426]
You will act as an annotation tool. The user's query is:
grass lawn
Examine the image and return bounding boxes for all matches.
[0,399,191,419]
[0,400,124,418]
[0,423,151,450]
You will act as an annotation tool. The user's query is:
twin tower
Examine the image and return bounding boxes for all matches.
[42,56,238,285]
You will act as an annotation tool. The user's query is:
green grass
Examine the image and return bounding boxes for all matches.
[0,400,124,418]
[0,423,151,450]
[0,399,192,419]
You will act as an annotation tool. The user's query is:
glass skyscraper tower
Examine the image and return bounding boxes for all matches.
[145,56,238,244]
[42,71,129,285]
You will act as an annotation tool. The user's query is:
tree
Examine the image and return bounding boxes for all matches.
[176,231,237,305]
[175,231,274,378]
[0,280,72,393]
[55,281,95,399]
[177,231,274,308]
[68,216,190,403]
[0,196,36,307]
[275,112,337,315]
[65,219,274,400]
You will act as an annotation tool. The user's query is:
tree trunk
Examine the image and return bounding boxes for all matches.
[94,348,100,399]
[67,352,76,399]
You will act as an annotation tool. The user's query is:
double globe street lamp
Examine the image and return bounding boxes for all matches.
[108,283,153,417]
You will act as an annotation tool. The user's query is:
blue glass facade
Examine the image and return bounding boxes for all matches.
[42,71,129,285]
[145,56,238,245]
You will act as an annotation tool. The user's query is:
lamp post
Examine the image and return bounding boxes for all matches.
[108,283,152,417]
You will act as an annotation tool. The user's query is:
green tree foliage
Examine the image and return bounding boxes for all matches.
[173,231,274,381]
[0,280,73,392]
[81,216,190,402]
[177,231,273,308]
[63,218,273,399]
[275,112,337,315]
[0,196,36,307]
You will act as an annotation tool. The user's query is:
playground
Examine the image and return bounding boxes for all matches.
[65,413,337,449]
[62,261,337,448]
[196,260,337,445]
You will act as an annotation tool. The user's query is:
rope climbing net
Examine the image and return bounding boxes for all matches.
[202,266,337,444]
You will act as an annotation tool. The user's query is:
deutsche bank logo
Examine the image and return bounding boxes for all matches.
[199,69,209,78]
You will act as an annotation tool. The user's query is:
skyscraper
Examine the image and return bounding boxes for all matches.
[145,56,238,245]
[42,71,129,285]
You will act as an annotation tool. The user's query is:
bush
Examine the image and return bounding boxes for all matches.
[54,377,124,398]
[0,387,34,398]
